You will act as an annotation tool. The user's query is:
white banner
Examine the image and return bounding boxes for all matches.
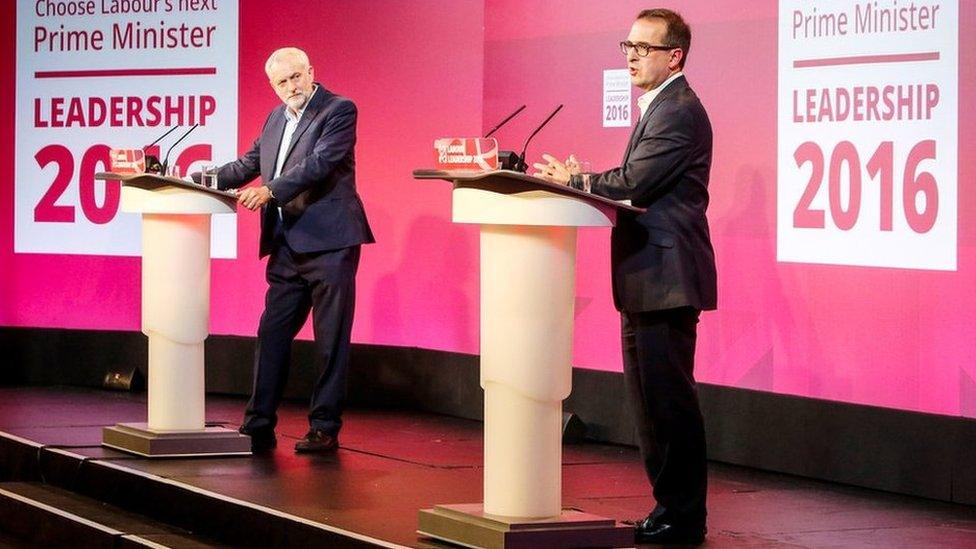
[777,0,958,270]
[15,0,239,257]
[603,69,631,128]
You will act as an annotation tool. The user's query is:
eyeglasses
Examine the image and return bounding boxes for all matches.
[619,41,676,57]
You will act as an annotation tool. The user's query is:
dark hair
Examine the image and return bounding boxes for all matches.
[637,8,691,68]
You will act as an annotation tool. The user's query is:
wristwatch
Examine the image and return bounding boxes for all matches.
[569,173,592,193]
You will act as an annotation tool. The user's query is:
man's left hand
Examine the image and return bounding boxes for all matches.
[238,185,273,211]
[532,153,572,185]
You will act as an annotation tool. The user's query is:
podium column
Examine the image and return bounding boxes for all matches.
[142,212,211,431]
[481,223,576,517]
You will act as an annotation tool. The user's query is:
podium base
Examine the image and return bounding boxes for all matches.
[102,422,252,458]
[417,503,633,548]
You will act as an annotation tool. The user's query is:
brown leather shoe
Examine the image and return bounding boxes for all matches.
[294,429,339,453]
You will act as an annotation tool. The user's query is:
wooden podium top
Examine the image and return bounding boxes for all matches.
[413,169,643,214]
[96,172,239,213]
[96,172,239,201]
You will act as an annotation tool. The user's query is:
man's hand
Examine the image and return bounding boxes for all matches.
[531,153,576,185]
[238,185,273,211]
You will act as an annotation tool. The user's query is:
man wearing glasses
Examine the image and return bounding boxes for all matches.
[211,47,374,454]
[534,9,715,545]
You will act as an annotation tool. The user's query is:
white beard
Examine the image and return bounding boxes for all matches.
[286,93,309,111]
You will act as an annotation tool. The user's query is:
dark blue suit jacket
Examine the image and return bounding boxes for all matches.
[588,76,717,312]
[218,85,374,257]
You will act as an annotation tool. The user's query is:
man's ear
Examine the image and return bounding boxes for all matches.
[670,49,684,71]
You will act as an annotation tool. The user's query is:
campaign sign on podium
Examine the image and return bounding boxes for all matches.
[434,137,500,171]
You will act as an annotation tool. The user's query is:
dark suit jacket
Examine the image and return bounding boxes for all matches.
[588,75,716,312]
[218,85,374,257]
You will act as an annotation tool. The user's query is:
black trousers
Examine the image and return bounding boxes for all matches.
[621,307,707,525]
[242,241,360,437]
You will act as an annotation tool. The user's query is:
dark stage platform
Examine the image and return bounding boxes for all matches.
[0,387,974,547]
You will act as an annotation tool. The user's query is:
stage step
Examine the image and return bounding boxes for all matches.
[0,434,390,547]
[0,482,228,548]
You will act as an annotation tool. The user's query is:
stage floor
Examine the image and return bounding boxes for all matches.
[0,386,974,547]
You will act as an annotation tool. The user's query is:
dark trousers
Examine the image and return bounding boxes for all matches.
[242,241,360,437]
[621,307,707,525]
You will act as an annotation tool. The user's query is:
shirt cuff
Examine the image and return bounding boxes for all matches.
[570,173,592,192]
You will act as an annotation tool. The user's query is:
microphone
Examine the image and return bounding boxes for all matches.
[142,125,180,174]
[160,124,199,176]
[509,105,563,173]
[484,105,526,138]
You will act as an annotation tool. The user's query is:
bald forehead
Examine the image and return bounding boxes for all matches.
[629,17,667,42]
[273,52,307,68]
[264,48,310,75]
[266,56,306,77]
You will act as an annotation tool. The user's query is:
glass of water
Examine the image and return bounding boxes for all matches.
[201,165,219,189]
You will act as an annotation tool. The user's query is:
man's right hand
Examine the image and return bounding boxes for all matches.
[531,153,573,185]
[238,185,273,211]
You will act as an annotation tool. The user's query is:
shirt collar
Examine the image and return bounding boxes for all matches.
[636,71,683,118]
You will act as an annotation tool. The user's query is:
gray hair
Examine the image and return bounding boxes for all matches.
[265,47,310,75]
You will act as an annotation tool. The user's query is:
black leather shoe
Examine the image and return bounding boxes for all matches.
[294,429,339,453]
[239,426,277,453]
[635,518,706,545]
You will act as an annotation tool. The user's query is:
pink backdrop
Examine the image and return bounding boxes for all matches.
[2,1,974,419]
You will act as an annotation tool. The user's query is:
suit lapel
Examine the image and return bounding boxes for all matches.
[261,110,286,181]
[623,76,688,164]
[623,108,652,164]
[281,86,327,168]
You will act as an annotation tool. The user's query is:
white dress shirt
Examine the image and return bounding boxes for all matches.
[271,86,317,217]
[636,71,683,119]
[274,85,318,179]
[575,72,684,194]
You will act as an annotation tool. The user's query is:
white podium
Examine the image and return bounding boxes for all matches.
[95,173,251,457]
[413,170,637,548]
